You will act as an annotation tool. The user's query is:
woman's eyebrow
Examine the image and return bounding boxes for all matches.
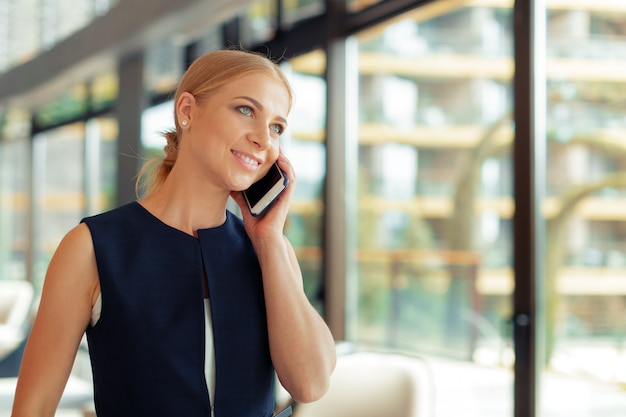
[234,95,288,126]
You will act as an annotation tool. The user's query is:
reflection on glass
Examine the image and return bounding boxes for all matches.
[281,50,327,313]
[32,124,86,290]
[353,4,513,416]
[541,5,626,416]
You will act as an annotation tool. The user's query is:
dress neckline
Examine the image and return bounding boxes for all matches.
[132,201,230,238]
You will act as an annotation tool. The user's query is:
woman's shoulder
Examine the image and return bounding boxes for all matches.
[49,222,98,289]
[61,222,95,251]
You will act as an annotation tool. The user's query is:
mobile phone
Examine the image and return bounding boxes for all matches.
[243,162,289,216]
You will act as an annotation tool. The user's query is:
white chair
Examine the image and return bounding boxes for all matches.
[0,281,94,414]
[291,351,433,417]
[0,281,34,363]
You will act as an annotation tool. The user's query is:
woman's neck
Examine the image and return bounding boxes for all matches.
[139,173,229,236]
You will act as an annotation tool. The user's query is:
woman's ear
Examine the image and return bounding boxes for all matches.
[176,92,195,125]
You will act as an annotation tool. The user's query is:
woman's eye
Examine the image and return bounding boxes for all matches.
[238,106,252,116]
[271,124,284,135]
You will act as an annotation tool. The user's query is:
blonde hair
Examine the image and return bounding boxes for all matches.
[136,49,293,197]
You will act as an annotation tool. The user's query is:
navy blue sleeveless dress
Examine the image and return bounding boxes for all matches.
[82,202,275,417]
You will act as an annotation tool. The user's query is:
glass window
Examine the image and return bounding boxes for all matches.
[85,117,118,216]
[140,100,172,196]
[31,124,86,290]
[540,4,626,415]
[351,4,514,416]
[0,107,31,283]
[141,100,173,158]
[0,137,30,282]
[281,50,327,313]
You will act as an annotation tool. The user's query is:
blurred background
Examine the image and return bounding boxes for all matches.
[0,0,626,416]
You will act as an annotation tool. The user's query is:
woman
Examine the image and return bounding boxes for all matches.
[12,49,336,417]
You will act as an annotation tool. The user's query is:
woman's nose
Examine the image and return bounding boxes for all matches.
[249,125,272,149]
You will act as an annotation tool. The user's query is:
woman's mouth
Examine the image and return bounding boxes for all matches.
[232,150,260,169]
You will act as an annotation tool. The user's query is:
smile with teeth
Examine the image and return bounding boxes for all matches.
[233,150,260,167]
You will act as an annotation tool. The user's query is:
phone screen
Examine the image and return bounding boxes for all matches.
[243,162,288,216]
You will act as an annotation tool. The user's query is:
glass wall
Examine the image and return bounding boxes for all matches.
[540,4,626,416]
[0,127,30,283]
[351,4,515,416]
[31,125,86,289]
[282,49,327,313]
[29,117,117,290]
[84,117,118,217]
[2,0,626,414]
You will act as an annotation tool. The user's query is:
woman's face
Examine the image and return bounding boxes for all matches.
[180,72,290,192]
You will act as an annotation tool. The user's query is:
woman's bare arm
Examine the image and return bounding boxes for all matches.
[12,223,99,417]
[253,234,336,403]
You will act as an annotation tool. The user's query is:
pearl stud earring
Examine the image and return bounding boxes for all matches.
[181,120,188,126]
